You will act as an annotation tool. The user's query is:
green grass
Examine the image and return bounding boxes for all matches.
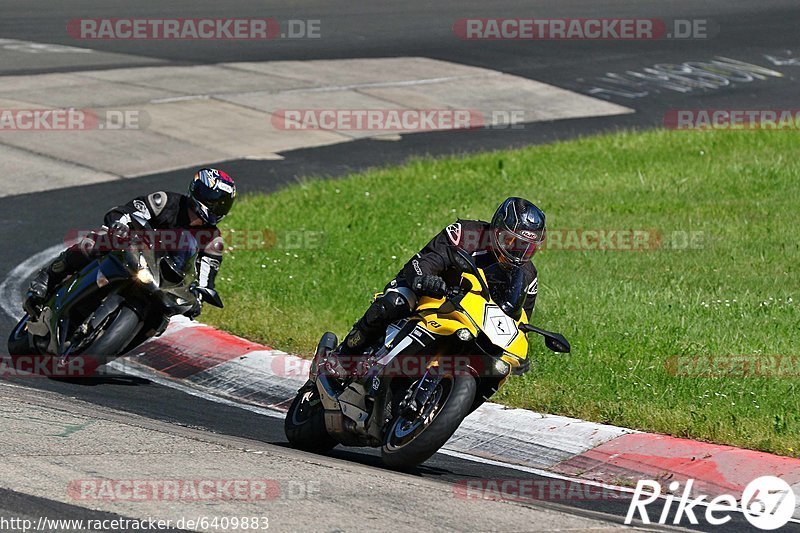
[203,129,800,456]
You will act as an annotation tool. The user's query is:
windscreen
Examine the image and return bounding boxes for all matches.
[170,231,199,274]
[159,230,199,284]
[483,263,528,321]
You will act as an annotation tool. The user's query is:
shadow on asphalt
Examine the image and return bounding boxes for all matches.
[271,441,466,478]
[44,375,152,387]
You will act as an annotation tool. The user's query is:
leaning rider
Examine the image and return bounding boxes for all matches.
[23,168,237,320]
[335,197,546,357]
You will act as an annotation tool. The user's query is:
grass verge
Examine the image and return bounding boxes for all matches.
[203,129,799,456]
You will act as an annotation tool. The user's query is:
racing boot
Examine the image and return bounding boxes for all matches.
[22,251,77,316]
[337,326,370,357]
[324,326,369,378]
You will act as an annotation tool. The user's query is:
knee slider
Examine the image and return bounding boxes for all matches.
[363,299,390,328]
[363,292,407,327]
[382,291,414,318]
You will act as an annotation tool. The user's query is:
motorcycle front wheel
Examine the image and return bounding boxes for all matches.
[7,314,33,356]
[381,374,476,469]
[74,306,142,377]
[284,384,338,453]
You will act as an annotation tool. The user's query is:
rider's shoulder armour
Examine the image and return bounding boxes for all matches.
[147,191,169,217]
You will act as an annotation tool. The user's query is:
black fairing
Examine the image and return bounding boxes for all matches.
[35,217,197,357]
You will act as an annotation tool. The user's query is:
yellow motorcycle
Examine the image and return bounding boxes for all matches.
[285,246,570,469]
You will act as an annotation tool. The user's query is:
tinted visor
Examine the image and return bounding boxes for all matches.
[192,199,225,225]
[495,228,544,263]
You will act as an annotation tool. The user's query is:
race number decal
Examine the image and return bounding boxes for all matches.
[483,304,517,348]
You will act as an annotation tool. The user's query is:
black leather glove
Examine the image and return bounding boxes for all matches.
[108,220,130,242]
[412,275,448,298]
[184,292,203,319]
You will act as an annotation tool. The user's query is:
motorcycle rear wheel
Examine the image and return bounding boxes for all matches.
[381,374,476,469]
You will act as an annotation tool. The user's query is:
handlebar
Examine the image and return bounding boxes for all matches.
[445,285,463,299]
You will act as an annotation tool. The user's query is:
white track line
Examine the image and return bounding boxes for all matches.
[118,359,772,528]
[0,243,65,319]
[0,39,94,54]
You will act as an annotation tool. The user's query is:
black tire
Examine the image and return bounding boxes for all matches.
[381,375,476,469]
[119,327,154,356]
[284,384,338,453]
[8,315,33,356]
[80,306,142,372]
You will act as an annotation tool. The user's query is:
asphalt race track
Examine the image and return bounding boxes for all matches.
[1,0,799,531]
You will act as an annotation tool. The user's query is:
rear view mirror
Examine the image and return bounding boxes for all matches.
[195,287,224,308]
[520,323,571,353]
[544,334,570,353]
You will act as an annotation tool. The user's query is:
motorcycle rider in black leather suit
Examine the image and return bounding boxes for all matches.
[23,168,237,320]
[336,197,546,357]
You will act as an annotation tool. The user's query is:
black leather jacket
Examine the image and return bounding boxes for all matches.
[398,219,538,318]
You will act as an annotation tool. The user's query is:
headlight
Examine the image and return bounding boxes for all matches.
[494,358,510,376]
[136,254,157,285]
[456,328,473,342]
[136,268,155,284]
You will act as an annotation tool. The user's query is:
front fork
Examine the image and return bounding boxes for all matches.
[397,368,443,419]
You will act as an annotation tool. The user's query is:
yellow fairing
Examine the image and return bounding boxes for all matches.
[417,297,478,337]
[416,272,530,369]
